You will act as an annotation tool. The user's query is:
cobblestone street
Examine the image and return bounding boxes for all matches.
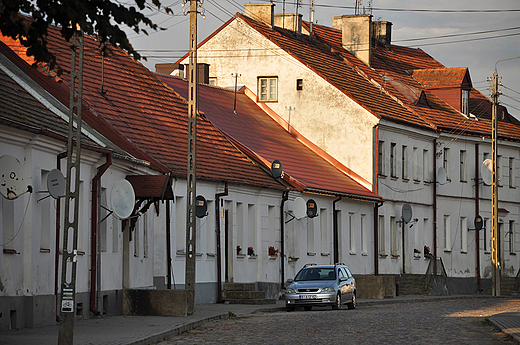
[157,298,520,344]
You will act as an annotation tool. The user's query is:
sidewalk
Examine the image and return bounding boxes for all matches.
[0,295,518,345]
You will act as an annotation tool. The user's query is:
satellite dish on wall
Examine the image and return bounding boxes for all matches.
[437,167,447,185]
[481,159,492,185]
[47,169,66,199]
[0,155,25,200]
[402,203,412,223]
[110,179,135,219]
[306,199,318,218]
[271,159,283,179]
[293,197,306,219]
[196,195,208,218]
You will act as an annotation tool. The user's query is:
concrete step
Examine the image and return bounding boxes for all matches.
[225,298,276,305]
[223,282,255,291]
[223,290,266,300]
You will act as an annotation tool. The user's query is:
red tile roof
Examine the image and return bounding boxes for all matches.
[158,74,380,201]
[412,68,471,88]
[0,25,286,191]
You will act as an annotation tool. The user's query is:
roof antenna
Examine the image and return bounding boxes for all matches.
[232,72,241,113]
[309,0,314,36]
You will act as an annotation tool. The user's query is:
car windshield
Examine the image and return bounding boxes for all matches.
[294,267,336,281]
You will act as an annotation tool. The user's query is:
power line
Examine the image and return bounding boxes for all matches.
[394,26,520,43]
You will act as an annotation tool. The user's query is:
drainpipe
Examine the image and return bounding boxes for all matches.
[90,153,112,316]
[433,139,438,277]
[475,143,482,291]
[55,151,67,322]
[374,201,384,275]
[215,182,228,303]
[281,191,289,287]
[333,196,342,264]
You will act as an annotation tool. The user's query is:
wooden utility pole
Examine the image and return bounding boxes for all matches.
[58,29,84,345]
[185,0,200,315]
[491,70,499,296]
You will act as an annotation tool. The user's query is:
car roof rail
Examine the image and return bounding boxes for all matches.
[334,262,346,266]
[303,263,318,267]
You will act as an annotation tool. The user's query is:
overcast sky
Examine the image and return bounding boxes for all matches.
[127,0,520,119]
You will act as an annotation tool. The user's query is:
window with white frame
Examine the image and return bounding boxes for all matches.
[361,214,367,254]
[379,215,385,255]
[307,217,315,254]
[402,145,408,180]
[391,216,397,256]
[236,202,244,252]
[206,201,215,254]
[320,208,328,254]
[413,147,419,181]
[509,157,515,188]
[40,169,51,252]
[484,218,490,253]
[423,149,429,182]
[460,150,467,182]
[460,216,467,253]
[497,155,502,186]
[268,205,276,249]
[248,204,256,251]
[509,220,515,254]
[349,213,356,253]
[378,140,385,176]
[444,215,451,251]
[1,191,15,251]
[390,143,397,177]
[443,148,451,181]
[461,89,469,115]
[258,77,277,102]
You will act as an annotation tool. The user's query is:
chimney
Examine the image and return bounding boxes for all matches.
[274,14,302,34]
[244,3,275,26]
[332,14,372,66]
[372,21,392,48]
[183,63,210,84]
[155,63,184,77]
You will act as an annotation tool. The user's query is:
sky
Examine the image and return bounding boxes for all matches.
[126,0,520,119]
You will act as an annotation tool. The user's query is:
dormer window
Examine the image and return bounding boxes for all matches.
[461,89,469,115]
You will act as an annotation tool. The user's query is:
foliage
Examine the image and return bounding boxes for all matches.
[0,0,171,73]
[268,246,278,256]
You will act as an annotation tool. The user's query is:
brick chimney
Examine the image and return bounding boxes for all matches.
[244,3,275,26]
[274,14,302,34]
[332,15,372,66]
[372,21,392,48]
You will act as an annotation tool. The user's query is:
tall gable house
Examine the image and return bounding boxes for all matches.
[176,3,520,295]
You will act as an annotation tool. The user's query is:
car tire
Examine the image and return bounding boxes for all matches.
[286,306,295,312]
[304,306,312,311]
[332,293,341,310]
[347,292,357,310]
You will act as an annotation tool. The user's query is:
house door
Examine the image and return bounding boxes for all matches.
[224,210,233,282]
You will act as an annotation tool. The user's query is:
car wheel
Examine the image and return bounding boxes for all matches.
[332,293,341,310]
[304,306,312,311]
[347,292,357,310]
[286,306,295,312]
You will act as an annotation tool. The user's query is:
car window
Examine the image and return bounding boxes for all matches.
[294,267,336,281]
[338,268,346,279]
[343,267,352,278]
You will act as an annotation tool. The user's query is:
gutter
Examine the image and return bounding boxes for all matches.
[333,195,342,264]
[433,138,438,278]
[90,153,112,316]
[374,201,384,275]
[215,183,228,303]
[55,151,67,322]
[475,143,482,291]
[280,191,289,287]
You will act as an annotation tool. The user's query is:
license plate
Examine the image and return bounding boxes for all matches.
[300,295,317,299]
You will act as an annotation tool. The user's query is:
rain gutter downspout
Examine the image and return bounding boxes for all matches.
[433,139,438,278]
[333,195,342,264]
[215,182,228,303]
[374,201,384,275]
[475,143,482,291]
[90,153,112,316]
[55,151,67,322]
[281,191,289,287]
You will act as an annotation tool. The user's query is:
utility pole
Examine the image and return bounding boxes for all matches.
[183,0,204,315]
[58,28,84,345]
[491,70,499,297]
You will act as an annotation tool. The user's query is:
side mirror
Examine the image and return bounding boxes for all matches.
[285,279,294,288]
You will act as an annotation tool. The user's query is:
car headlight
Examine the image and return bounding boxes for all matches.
[321,287,335,292]
[286,288,296,294]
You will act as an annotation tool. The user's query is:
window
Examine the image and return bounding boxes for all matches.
[391,216,397,256]
[509,157,515,188]
[349,213,355,253]
[379,215,385,255]
[247,204,255,250]
[423,149,429,182]
[320,208,328,254]
[378,141,385,176]
[206,201,215,254]
[497,155,502,186]
[361,214,367,254]
[413,147,419,181]
[444,215,451,251]
[443,148,451,181]
[258,77,277,102]
[307,217,315,254]
[461,89,469,115]
[460,217,467,253]
[460,150,467,182]
[268,205,276,248]
[2,194,15,251]
[236,202,244,250]
[402,145,408,180]
[509,220,515,254]
[484,218,490,253]
[208,77,217,86]
[99,187,108,252]
[176,196,185,252]
[40,170,51,251]
[296,78,303,91]
[390,143,397,177]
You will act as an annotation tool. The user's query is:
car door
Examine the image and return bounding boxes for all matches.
[337,267,348,301]
[344,267,354,298]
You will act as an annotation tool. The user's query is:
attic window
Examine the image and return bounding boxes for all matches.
[461,89,469,115]
[258,77,278,102]
[296,79,303,91]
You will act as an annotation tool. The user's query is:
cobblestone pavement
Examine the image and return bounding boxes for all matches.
[156,298,520,345]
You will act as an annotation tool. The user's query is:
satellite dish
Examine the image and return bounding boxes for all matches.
[437,167,447,185]
[196,195,208,218]
[293,197,306,219]
[306,199,318,218]
[402,203,412,223]
[47,169,66,199]
[110,179,135,219]
[474,215,483,230]
[0,155,25,200]
[481,159,492,185]
[271,159,283,179]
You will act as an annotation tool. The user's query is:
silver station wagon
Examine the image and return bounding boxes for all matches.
[284,263,357,311]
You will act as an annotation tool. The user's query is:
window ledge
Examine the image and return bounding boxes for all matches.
[40,248,51,253]
[378,174,387,179]
[510,252,517,256]
[444,250,451,253]
[391,254,399,259]
[248,255,258,260]
[3,249,17,254]
[349,252,357,255]
[379,254,388,258]
[460,251,467,254]
[237,254,246,259]
[176,251,186,256]
[206,253,216,257]
[402,178,409,183]
[307,252,316,256]
[288,257,299,262]
[321,252,330,256]
[361,253,369,256]
[413,179,421,184]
